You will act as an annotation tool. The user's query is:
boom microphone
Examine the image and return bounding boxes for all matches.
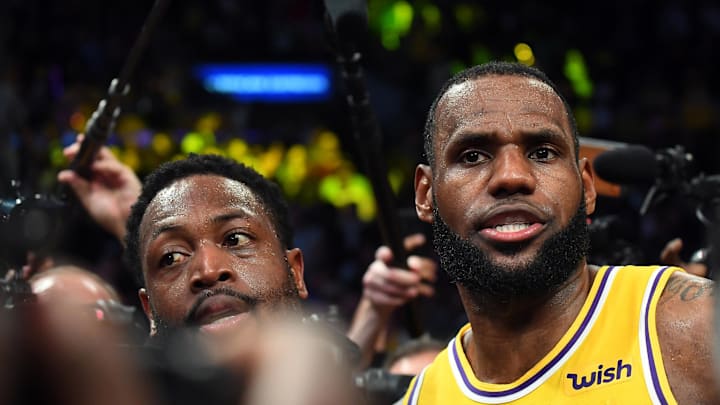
[593,144,695,186]
[323,0,367,52]
[593,145,658,185]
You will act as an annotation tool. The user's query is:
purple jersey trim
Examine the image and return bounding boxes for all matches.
[451,265,617,398]
[643,266,670,405]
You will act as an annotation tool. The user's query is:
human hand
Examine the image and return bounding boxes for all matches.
[660,238,708,278]
[57,134,141,243]
[361,233,437,318]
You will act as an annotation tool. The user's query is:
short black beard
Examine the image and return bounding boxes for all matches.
[150,264,302,339]
[432,199,589,306]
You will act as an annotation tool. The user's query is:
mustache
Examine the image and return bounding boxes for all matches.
[184,287,260,324]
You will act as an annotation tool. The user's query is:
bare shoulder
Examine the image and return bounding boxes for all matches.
[657,270,720,404]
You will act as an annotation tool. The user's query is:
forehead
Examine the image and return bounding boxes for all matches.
[140,174,266,233]
[153,174,260,207]
[435,74,571,144]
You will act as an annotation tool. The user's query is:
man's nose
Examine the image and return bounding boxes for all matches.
[189,244,236,291]
[486,148,536,198]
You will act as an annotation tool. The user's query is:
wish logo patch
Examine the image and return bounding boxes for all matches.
[566,360,633,392]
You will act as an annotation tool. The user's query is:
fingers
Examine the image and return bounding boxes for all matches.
[57,168,92,198]
[62,134,84,160]
[374,245,394,264]
[407,255,438,282]
[403,233,427,252]
[363,258,434,306]
[660,238,683,265]
[91,157,130,180]
[63,133,116,164]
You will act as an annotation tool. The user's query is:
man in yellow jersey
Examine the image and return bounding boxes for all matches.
[403,61,719,404]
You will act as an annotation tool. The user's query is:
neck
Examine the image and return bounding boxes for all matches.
[459,263,596,383]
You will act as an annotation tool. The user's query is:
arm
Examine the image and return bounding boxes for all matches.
[346,233,437,370]
[657,271,720,404]
[57,135,142,244]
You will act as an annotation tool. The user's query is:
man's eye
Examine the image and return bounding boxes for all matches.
[461,150,487,164]
[159,252,184,268]
[223,232,251,247]
[529,147,557,161]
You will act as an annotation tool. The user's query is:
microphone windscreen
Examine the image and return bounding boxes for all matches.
[593,145,659,185]
[323,0,367,45]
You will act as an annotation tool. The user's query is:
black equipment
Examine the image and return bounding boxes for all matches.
[593,144,719,221]
[323,0,424,338]
[68,0,171,180]
[0,0,171,276]
[594,144,720,278]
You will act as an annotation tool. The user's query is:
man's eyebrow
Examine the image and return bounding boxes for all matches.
[446,131,493,145]
[149,223,181,244]
[522,129,568,145]
[210,210,253,225]
[451,128,566,141]
[148,211,254,243]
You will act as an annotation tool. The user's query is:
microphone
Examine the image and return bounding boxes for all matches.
[324,0,367,54]
[593,145,658,185]
[593,144,695,186]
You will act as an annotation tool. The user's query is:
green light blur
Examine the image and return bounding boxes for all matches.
[420,3,441,33]
[375,1,414,50]
[472,45,492,65]
[454,3,475,32]
[564,49,594,99]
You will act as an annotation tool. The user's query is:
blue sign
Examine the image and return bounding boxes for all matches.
[195,63,332,102]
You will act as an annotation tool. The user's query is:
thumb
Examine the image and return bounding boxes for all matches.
[374,246,394,264]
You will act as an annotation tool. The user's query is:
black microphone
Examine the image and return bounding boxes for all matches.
[324,0,367,54]
[593,144,695,186]
[593,145,658,185]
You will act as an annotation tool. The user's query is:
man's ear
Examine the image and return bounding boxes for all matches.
[286,248,308,299]
[138,288,157,336]
[415,164,434,223]
[579,157,597,215]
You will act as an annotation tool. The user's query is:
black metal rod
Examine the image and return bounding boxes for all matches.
[324,6,424,337]
[69,0,172,179]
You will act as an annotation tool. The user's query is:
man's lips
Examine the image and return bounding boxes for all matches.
[476,207,547,244]
[190,294,252,326]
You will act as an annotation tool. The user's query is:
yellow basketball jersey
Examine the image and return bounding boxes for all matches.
[403,265,681,405]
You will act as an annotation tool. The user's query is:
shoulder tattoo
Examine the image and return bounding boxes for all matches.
[662,274,714,302]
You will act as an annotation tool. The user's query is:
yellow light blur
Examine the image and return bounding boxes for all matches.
[315,130,339,150]
[181,132,205,154]
[202,145,225,157]
[514,43,535,66]
[122,148,141,172]
[116,114,145,135]
[196,112,222,134]
[151,132,173,156]
[227,138,248,161]
[258,143,285,176]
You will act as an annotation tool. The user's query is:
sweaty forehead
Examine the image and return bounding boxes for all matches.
[141,174,264,230]
[435,75,567,135]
